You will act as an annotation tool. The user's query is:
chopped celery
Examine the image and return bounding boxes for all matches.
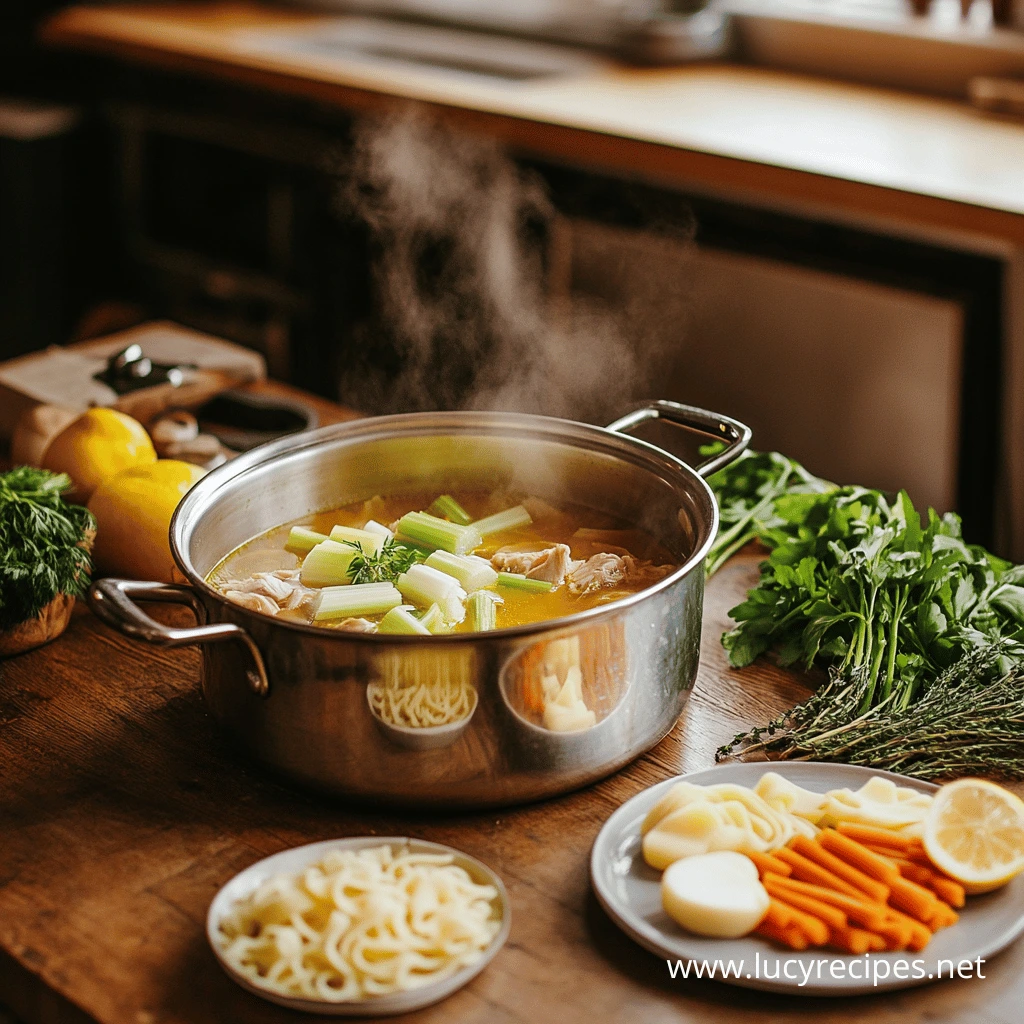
[467,590,501,632]
[378,605,431,635]
[472,505,532,538]
[427,494,473,526]
[313,582,402,622]
[418,603,452,634]
[285,526,329,555]
[362,519,394,540]
[496,571,553,593]
[300,539,362,587]
[396,511,481,555]
[329,524,384,555]
[397,563,467,623]
[425,550,497,592]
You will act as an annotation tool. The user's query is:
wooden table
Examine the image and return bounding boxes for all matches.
[2,395,1023,1023]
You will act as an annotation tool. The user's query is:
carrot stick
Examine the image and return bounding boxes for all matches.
[887,876,943,923]
[762,879,847,929]
[769,875,887,930]
[926,904,960,930]
[818,830,901,884]
[884,908,933,952]
[835,823,925,854]
[829,925,886,954]
[756,919,810,950]
[929,877,966,909]
[790,835,891,902]
[862,843,932,865]
[762,898,799,931]
[875,917,913,951]
[747,851,792,877]
[762,897,829,945]
[774,847,865,898]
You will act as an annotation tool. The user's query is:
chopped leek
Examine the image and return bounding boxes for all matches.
[397,563,467,623]
[362,519,394,540]
[285,526,329,555]
[467,591,501,632]
[496,571,553,593]
[427,494,473,526]
[329,524,384,555]
[396,511,481,555]
[425,550,497,592]
[300,539,361,587]
[472,505,532,538]
[378,605,431,635]
[418,603,452,634]
[313,582,402,622]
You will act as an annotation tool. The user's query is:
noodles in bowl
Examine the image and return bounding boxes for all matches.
[210,838,508,1012]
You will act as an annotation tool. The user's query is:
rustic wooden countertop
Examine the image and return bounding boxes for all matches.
[1,382,1022,1024]
[42,2,1024,246]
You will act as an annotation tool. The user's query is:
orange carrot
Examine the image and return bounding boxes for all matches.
[756,919,810,950]
[769,875,887,930]
[926,903,960,930]
[829,925,886,955]
[887,876,943,923]
[748,851,793,877]
[929,877,966,909]
[818,830,901,884]
[862,843,932,865]
[875,917,913,951]
[790,835,890,902]
[884,908,933,952]
[762,879,847,929]
[763,898,829,945]
[762,898,799,931]
[774,847,865,898]
[835,823,925,854]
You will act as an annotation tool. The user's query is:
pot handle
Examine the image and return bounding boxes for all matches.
[87,578,270,697]
[606,401,751,477]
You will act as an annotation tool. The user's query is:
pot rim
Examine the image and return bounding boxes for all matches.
[170,409,720,643]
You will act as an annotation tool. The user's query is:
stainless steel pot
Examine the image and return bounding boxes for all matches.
[87,402,749,808]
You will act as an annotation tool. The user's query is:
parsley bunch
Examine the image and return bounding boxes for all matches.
[0,467,95,631]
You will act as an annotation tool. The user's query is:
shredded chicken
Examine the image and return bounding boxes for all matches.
[567,553,674,595]
[491,543,580,587]
[223,590,279,615]
[220,570,316,616]
[337,617,377,633]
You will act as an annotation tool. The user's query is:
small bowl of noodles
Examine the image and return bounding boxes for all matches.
[207,836,510,1015]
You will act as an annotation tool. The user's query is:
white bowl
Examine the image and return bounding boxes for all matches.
[207,835,510,1015]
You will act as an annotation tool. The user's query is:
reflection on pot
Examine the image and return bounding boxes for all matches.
[367,647,479,750]
[501,621,628,733]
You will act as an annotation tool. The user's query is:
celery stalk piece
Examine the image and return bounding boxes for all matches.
[285,526,329,555]
[496,571,553,593]
[300,539,361,587]
[329,525,385,555]
[378,605,431,635]
[397,563,467,623]
[418,603,453,634]
[425,550,498,592]
[471,505,532,538]
[467,590,501,632]
[362,519,394,540]
[427,494,473,526]
[313,582,402,622]
[395,511,482,555]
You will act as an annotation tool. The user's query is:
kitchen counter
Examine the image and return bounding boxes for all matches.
[1,424,1022,1024]
[41,2,1024,246]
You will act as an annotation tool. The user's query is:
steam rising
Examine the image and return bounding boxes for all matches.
[337,110,676,423]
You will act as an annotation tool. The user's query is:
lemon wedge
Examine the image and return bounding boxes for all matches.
[923,779,1024,894]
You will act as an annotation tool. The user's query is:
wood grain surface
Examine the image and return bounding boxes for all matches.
[1,538,1022,1024]
[41,3,1024,244]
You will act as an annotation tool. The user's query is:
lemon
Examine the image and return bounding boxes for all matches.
[43,407,157,501]
[88,460,206,583]
[923,778,1024,894]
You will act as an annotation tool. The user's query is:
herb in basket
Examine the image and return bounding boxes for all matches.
[0,467,95,632]
[704,449,1024,778]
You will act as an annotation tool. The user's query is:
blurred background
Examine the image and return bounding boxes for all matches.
[3,0,1024,553]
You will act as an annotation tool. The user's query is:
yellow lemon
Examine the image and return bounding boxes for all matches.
[923,778,1024,894]
[88,460,206,582]
[43,407,156,501]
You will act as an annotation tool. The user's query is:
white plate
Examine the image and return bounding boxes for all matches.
[208,836,510,1015]
[591,762,1024,995]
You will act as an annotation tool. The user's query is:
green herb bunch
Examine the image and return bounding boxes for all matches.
[344,539,424,585]
[706,450,1024,777]
[0,467,96,631]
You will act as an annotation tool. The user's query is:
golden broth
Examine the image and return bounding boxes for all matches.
[210,490,677,632]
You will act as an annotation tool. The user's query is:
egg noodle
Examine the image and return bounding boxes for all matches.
[215,845,501,1001]
[367,651,476,728]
